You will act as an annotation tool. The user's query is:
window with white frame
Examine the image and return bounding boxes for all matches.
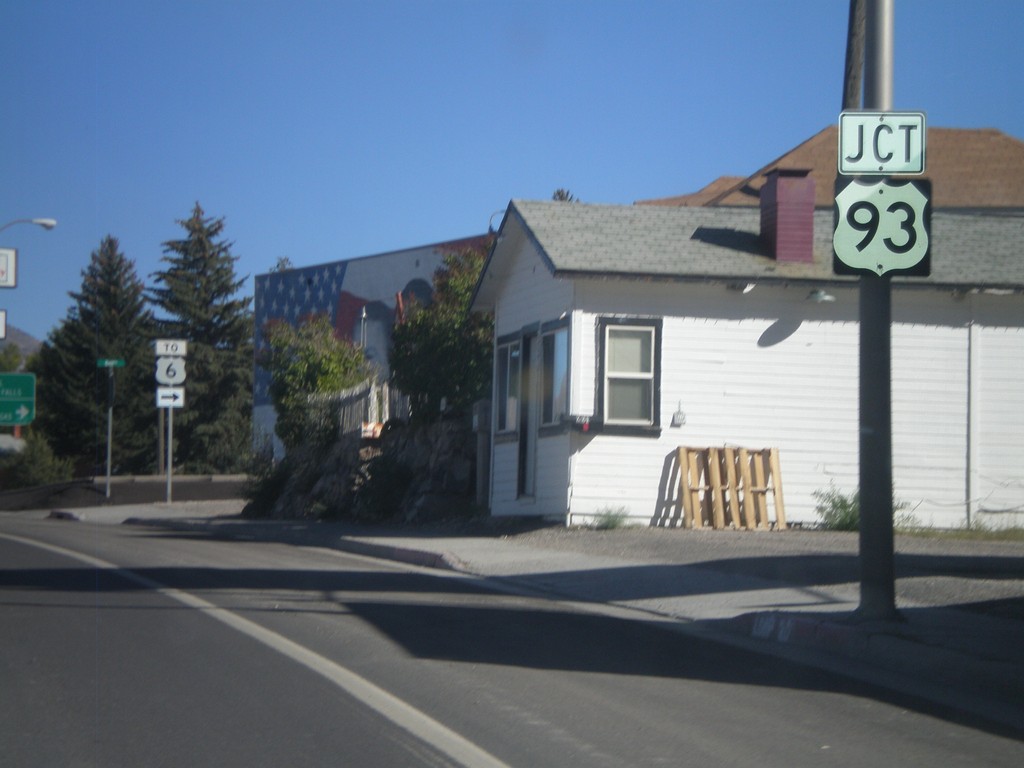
[541,326,568,425]
[495,340,521,432]
[599,319,661,428]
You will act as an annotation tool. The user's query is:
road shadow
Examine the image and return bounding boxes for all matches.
[3,524,1022,741]
[2,556,1022,741]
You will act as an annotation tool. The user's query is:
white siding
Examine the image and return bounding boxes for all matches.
[570,280,863,525]
[491,232,573,338]
[487,233,574,517]
[487,267,1024,528]
[972,295,1024,528]
[890,297,970,528]
[564,280,1023,528]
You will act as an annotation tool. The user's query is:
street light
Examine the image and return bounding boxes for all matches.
[0,218,58,234]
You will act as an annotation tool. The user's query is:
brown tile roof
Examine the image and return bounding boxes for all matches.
[636,126,1024,210]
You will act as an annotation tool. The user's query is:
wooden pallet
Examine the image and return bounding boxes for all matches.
[677,446,787,530]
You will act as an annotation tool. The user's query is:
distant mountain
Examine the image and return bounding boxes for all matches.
[0,324,43,360]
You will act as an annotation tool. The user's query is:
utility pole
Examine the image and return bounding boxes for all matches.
[842,0,866,111]
[855,0,900,622]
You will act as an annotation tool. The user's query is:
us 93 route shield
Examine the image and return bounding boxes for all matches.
[833,177,931,277]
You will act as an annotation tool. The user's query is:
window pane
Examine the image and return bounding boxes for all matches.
[608,329,651,374]
[551,329,568,420]
[542,329,568,424]
[507,343,520,428]
[497,346,510,431]
[496,342,520,432]
[608,378,652,422]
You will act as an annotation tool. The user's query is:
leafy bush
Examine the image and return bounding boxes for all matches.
[390,244,493,422]
[592,506,630,530]
[260,315,369,451]
[813,483,916,531]
[0,433,73,489]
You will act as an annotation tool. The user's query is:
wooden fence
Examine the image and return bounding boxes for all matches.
[308,379,410,440]
[677,446,786,530]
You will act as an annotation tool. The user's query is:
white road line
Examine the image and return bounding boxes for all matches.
[1,532,511,768]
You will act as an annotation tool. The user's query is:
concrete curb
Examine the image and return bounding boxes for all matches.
[730,611,870,654]
[335,537,466,572]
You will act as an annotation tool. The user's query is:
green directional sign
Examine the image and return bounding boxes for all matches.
[97,358,125,368]
[0,373,35,426]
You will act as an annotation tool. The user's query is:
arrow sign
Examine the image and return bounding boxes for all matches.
[156,387,185,409]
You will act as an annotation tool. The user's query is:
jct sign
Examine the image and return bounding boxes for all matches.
[839,111,926,176]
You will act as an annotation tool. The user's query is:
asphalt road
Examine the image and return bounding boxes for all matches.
[2,516,1021,767]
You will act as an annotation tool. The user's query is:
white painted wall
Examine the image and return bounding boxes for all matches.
[970,294,1024,529]
[487,228,574,517]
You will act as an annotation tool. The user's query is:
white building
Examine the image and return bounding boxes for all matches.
[471,177,1024,529]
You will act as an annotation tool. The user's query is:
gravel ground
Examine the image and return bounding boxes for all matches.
[496,524,1024,616]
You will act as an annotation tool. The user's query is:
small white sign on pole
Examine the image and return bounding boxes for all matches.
[155,357,187,385]
[155,339,188,357]
[838,111,926,176]
[156,386,186,409]
[0,248,17,289]
[833,177,931,276]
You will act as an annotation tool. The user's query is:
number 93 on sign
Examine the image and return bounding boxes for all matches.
[833,177,931,277]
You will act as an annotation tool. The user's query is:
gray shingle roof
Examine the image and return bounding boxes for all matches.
[507,199,1024,288]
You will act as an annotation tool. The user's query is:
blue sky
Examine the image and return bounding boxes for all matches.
[3,0,1022,341]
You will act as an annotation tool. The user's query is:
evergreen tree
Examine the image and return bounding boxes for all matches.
[149,203,253,473]
[31,236,157,474]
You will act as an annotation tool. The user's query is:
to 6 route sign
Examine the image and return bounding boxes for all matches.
[833,177,931,277]
[155,356,187,385]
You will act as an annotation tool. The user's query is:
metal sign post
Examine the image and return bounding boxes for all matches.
[97,358,125,500]
[167,405,174,503]
[155,340,187,503]
[838,0,923,623]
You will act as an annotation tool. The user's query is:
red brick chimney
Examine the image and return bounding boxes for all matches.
[760,168,815,263]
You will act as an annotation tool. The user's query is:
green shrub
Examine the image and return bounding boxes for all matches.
[813,484,861,530]
[813,483,916,531]
[592,506,630,530]
[0,433,73,489]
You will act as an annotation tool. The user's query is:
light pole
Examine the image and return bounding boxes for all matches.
[0,218,58,234]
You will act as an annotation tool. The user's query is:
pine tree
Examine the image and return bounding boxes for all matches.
[31,236,157,475]
[149,203,253,473]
